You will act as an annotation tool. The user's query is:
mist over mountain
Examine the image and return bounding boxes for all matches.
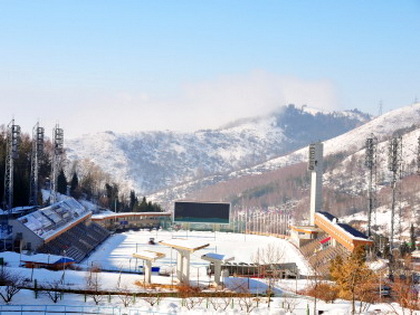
[65,104,370,197]
[159,103,420,238]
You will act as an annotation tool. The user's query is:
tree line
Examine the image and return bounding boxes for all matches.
[0,125,162,212]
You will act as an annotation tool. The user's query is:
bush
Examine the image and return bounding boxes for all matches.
[304,282,338,303]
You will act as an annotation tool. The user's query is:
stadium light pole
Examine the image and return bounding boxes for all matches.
[171,247,174,289]
[61,250,66,284]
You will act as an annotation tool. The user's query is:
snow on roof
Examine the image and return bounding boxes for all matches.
[0,206,36,215]
[202,252,226,260]
[159,238,210,252]
[317,211,370,242]
[1,251,74,266]
[16,198,90,240]
[201,252,234,263]
[132,250,165,262]
[92,211,171,220]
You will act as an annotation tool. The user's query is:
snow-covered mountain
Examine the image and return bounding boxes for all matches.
[152,103,420,239]
[65,104,369,196]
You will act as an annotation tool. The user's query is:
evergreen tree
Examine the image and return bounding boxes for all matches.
[70,172,80,198]
[13,134,31,206]
[57,169,68,195]
[129,190,137,212]
[410,224,416,252]
[138,197,148,212]
[80,173,95,200]
[104,183,119,211]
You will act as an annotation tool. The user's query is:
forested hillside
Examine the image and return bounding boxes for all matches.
[0,125,161,212]
[66,104,370,196]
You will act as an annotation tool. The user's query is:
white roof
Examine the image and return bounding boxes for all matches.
[159,238,210,252]
[6,252,73,265]
[201,252,234,263]
[92,211,170,220]
[16,198,91,240]
[132,250,165,262]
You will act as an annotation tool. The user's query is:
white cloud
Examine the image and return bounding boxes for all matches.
[0,70,339,138]
[179,70,339,121]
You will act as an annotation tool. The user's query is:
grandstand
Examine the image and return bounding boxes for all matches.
[92,211,171,231]
[10,198,110,263]
[314,212,373,252]
[290,142,373,275]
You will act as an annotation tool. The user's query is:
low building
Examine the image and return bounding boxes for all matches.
[92,211,171,230]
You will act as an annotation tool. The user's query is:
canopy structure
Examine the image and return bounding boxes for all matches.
[201,252,234,285]
[132,250,165,284]
[20,253,75,270]
[159,239,209,284]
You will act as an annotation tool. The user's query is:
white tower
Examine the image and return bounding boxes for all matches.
[308,142,323,226]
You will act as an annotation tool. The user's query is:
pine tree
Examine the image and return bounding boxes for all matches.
[57,169,68,195]
[70,172,80,199]
[129,190,137,212]
[410,224,416,252]
[139,197,148,212]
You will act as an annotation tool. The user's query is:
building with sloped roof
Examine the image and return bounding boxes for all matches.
[10,197,110,262]
[315,212,373,251]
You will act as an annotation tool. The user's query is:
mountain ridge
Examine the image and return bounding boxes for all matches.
[65,104,370,197]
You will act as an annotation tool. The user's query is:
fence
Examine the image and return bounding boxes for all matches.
[0,305,166,315]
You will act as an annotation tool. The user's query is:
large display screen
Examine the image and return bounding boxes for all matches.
[174,201,230,224]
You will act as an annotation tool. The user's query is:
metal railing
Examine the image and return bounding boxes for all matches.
[0,305,166,315]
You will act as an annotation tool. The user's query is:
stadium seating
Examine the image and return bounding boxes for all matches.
[37,221,110,263]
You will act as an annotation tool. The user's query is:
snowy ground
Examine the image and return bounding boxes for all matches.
[0,230,412,314]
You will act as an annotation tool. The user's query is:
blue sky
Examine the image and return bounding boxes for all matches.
[1,1,419,138]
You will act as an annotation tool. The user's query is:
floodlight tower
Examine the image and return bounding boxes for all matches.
[3,119,21,212]
[388,136,402,249]
[50,124,64,204]
[308,142,323,226]
[29,123,45,206]
[417,136,420,175]
[365,135,377,237]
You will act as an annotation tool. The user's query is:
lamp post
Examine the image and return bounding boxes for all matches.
[61,250,66,284]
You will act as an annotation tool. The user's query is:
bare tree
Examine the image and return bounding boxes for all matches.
[142,288,162,307]
[177,284,203,311]
[85,264,104,305]
[209,292,234,312]
[280,295,300,314]
[252,243,285,307]
[115,282,133,307]
[44,280,62,303]
[389,254,420,315]
[304,259,332,314]
[224,277,259,314]
[238,293,259,314]
[0,269,27,304]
